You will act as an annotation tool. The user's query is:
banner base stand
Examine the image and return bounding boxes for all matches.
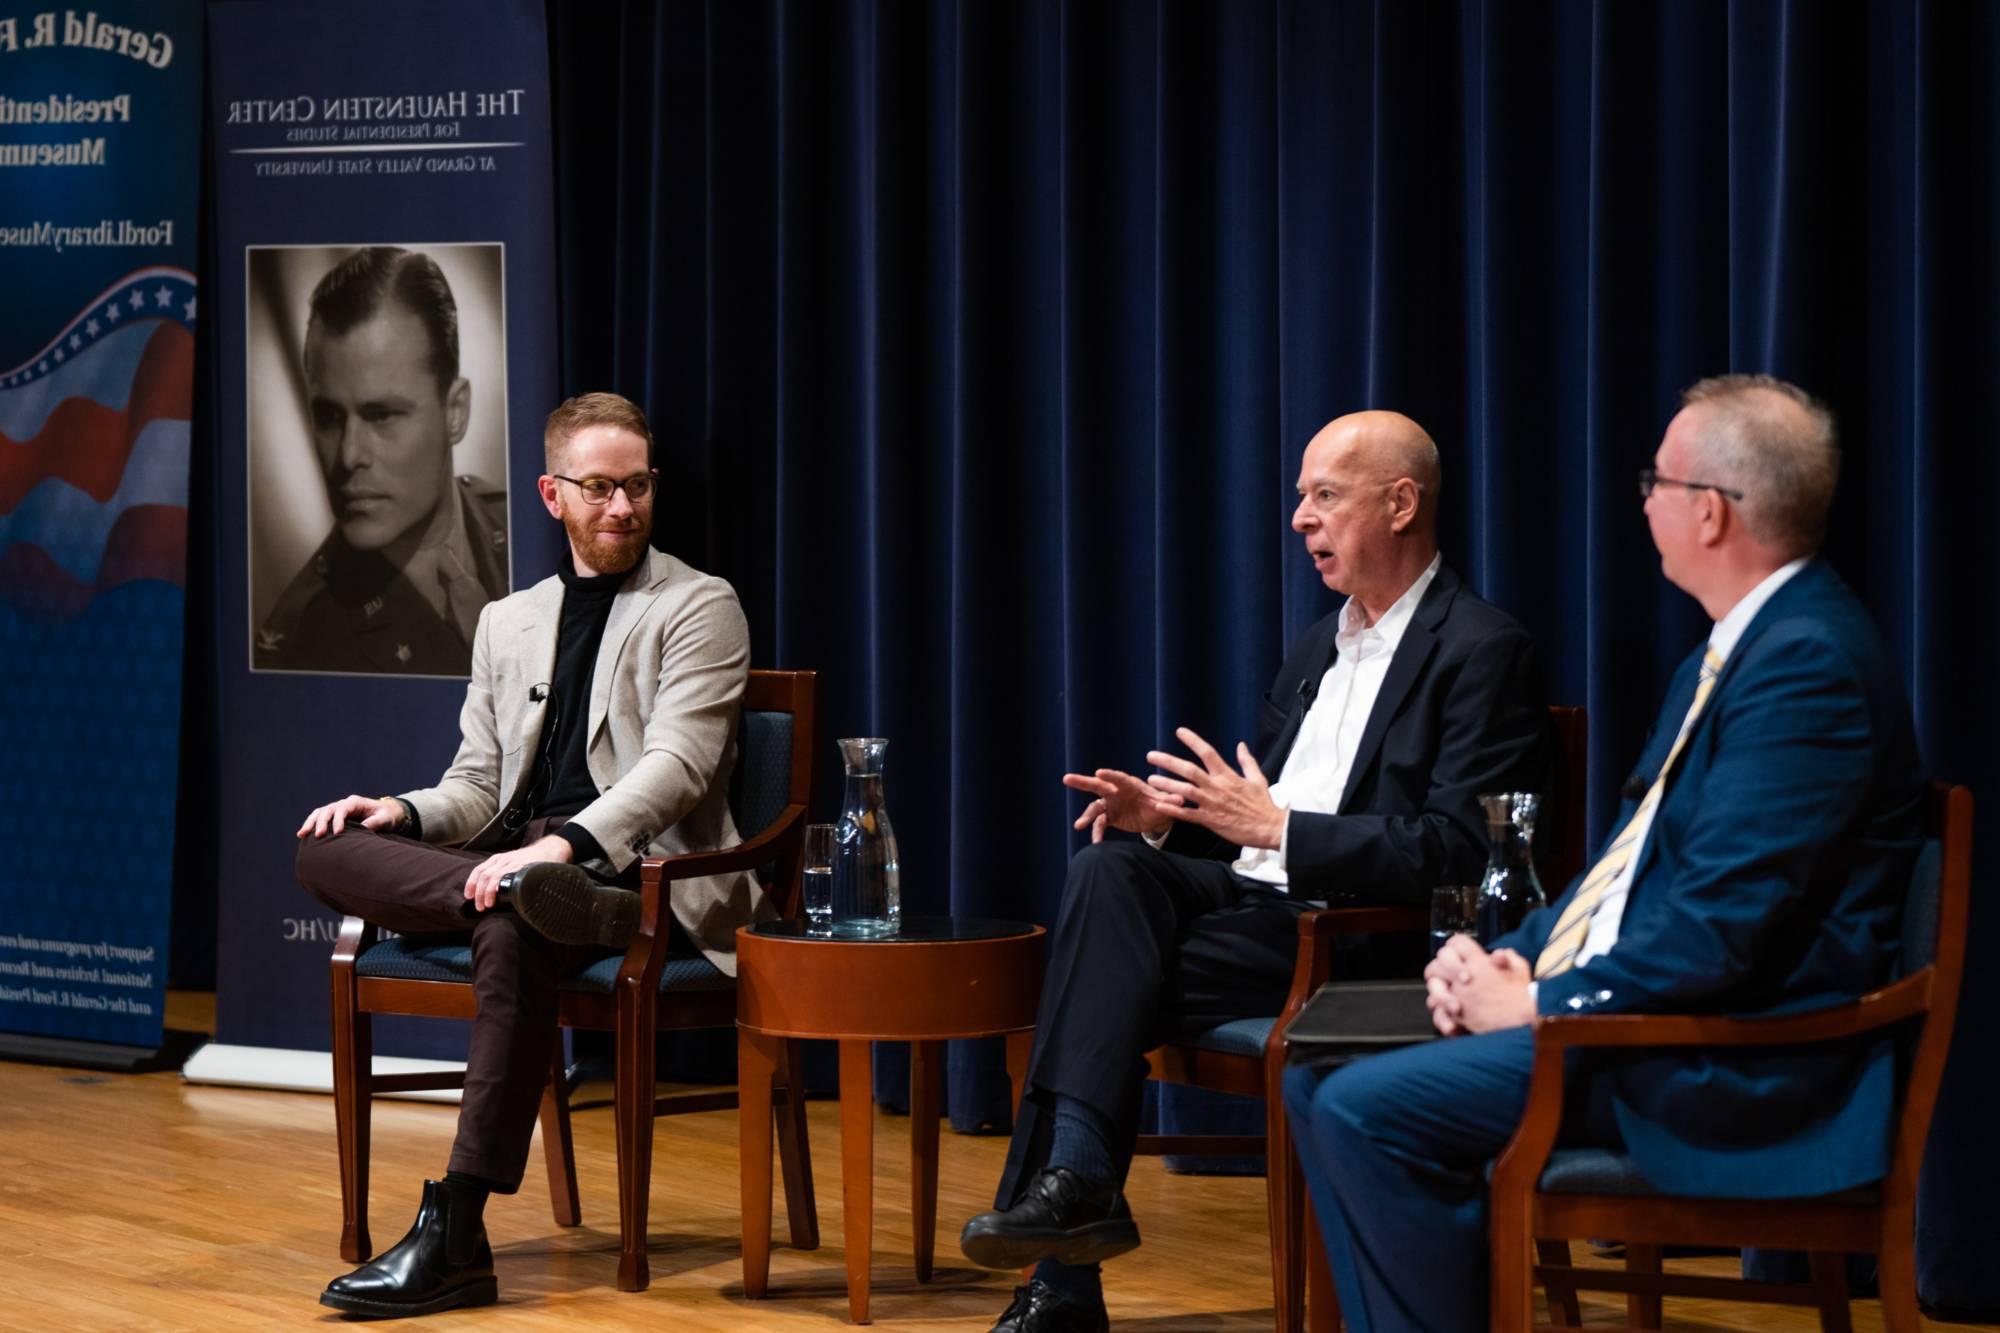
[181,1042,465,1102]
[0,1027,209,1075]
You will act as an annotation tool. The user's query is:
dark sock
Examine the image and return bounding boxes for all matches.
[1048,1094,1116,1186]
[1033,1257,1104,1306]
[440,1170,494,1221]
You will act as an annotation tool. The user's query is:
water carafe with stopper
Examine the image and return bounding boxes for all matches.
[831,737,901,937]
[1475,791,1546,944]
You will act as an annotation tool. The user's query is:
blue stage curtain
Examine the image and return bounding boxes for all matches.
[544,1,1998,1307]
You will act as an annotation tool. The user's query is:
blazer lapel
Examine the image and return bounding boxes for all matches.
[587,550,671,746]
[1261,617,1342,774]
[1338,568,1456,811]
[515,576,563,748]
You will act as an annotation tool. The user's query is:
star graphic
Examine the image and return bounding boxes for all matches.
[105,303,120,323]
[129,289,145,311]
[184,295,197,322]
[69,334,82,351]
[54,348,64,363]
[85,318,99,337]
[154,286,172,308]
[38,359,48,373]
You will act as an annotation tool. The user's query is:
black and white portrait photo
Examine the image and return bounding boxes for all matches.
[246,242,510,676]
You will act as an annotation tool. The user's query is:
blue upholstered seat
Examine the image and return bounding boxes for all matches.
[353,936,731,993]
[1534,1147,1881,1205]
[1187,1014,1276,1057]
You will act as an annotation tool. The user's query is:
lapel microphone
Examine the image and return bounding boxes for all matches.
[1621,773,1649,800]
[1298,676,1318,707]
[529,683,550,703]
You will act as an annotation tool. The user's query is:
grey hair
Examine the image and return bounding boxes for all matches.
[1679,374,1839,556]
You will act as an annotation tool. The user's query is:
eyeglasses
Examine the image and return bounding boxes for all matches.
[1637,468,1742,502]
[551,469,658,505]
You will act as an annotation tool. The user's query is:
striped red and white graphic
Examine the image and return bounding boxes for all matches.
[0,266,196,621]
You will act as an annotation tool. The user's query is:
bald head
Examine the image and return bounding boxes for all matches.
[1293,410,1443,620]
[1307,411,1441,525]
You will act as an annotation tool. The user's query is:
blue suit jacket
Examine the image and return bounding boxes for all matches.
[1492,559,1925,1198]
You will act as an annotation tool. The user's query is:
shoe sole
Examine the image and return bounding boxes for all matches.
[318,1276,498,1317]
[959,1218,1141,1270]
[510,866,640,948]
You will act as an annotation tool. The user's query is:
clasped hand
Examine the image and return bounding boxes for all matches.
[1424,934,1537,1036]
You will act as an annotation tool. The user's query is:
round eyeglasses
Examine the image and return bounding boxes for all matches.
[1637,467,1742,502]
[551,470,658,505]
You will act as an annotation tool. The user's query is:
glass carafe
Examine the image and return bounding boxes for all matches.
[832,737,901,937]
[1475,791,1546,944]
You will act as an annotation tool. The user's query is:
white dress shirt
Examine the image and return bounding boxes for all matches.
[1566,556,1812,968]
[1223,554,1444,892]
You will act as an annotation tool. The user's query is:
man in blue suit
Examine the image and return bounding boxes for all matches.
[1284,374,1926,1332]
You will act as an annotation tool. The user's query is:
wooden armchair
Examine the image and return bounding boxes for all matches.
[1140,705,1589,1333]
[1490,781,1971,1333]
[327,669,822,1292]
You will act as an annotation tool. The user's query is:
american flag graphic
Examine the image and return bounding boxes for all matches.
[0,266,196,620]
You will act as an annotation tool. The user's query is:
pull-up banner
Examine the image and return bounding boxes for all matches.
[208,0,561,1060]
[0,1,202,1061]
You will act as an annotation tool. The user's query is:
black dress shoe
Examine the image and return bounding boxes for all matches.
[496,862,640,948]
[320,1179,497,1317]
[989,1279,1110,1333]
[959,1167,1140,1270]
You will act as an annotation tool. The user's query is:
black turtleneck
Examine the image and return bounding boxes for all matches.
[528,553,632,865]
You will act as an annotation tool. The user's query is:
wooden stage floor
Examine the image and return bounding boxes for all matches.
[0,993,1975,1331]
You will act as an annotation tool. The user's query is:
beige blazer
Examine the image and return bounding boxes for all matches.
[399,548,769,974]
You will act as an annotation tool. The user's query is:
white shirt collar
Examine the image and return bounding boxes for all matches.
[1708,555,1811,663]
[1336,552,1443,654]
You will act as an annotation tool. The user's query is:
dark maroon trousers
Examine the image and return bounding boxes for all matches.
[294,819,614,1192]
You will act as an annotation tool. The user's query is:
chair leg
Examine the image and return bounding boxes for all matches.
[1265,1060,1305,1333]
[1808,1252,1855,1333]
[1304,1196,1339,1333]
[330,984,372,1263]
[775,1038,819,1250]
[1537,1238,1582,1327]
[1877,1223,1921,1333]
[1489,1190,1536,1333]
[538,1041,581,1228]
[612,987,657,1292]
[1625,1243,1663,1329]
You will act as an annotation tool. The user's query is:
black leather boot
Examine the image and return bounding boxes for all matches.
[320,1179,497,1317]
[496,862,641,948]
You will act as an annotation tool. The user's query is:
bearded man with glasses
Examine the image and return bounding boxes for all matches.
[292,391,767,1317]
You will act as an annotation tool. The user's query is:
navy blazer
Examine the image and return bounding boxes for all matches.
[1169,563,1552,906]
[1493,559,1925,1198]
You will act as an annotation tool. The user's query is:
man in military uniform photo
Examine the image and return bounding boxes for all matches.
[255,246,508,675]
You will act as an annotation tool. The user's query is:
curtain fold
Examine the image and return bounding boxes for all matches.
[544,0,1999,1304]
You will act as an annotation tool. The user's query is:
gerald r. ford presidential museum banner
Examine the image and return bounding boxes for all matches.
[0,1,202,1062]
[207,0,562,1065]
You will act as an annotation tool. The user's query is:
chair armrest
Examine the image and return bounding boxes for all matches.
[610,804,809,992]
[1488,969,1932,1201]
[1527,970,1931,1053]
[1266,905,1429,1061]
[332,914,376,970]
[637,802,807,887]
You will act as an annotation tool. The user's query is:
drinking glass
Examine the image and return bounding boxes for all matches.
[1429,885,1479,958]
[802,824,835,933]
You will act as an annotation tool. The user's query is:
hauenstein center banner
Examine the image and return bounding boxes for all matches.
[207,0,561,1062]
[0,2,201,1061]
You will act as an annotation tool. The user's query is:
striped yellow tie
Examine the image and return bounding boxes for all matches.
[1534,647,1725,980]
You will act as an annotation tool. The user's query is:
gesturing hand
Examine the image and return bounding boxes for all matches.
[1143,727,1287,851]
[1062,768,1171,843]
[462,834,574,912]
[297,794,406,840]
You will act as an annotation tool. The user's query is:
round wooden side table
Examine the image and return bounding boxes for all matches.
[737,916,1046,1324]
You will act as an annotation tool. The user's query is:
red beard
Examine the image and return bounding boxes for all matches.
[565,509,651,574]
